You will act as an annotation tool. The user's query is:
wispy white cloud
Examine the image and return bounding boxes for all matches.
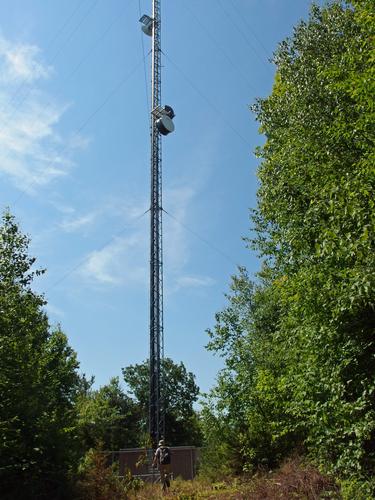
[77,181,217,291]
[80,233,148,287]
[60,211,99,233]
[82,242,122,285]
[0,36,51,84]
[59,195,149,235]
[0,34,82,193]
[174,275,215,290]
[51,200,75,215]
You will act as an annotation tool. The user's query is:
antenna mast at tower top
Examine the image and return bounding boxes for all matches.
[139,0,175,448]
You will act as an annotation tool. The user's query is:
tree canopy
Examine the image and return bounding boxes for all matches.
[201,0,375,490]
[0,211,82,499]
[76,376,140,452]
[122,357,202,446]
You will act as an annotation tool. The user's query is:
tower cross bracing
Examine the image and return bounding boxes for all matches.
[149,0,163,447]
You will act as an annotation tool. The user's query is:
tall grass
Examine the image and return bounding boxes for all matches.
[76,453,340,499]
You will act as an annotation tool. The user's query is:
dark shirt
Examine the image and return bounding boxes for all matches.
[154,446,169,465]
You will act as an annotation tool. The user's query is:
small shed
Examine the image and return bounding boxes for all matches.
[118,446,199,481]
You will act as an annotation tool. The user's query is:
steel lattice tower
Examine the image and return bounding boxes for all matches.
[149,0,164,448]
[140,0,174,449]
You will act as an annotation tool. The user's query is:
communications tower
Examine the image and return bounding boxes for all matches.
[139,1,175,448]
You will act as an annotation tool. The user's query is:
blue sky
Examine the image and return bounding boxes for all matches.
[0,0,322,394]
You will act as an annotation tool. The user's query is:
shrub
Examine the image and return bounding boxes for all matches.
[75,448,142,500]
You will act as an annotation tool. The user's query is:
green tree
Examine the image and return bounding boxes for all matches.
[203,268,300,474]
[122,358,202,446]
[0,211,81,499]
[250,0,375,477]
[76,376,140,452]
[202,0,375,487]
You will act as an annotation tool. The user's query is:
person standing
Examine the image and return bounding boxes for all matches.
[153,439,172,491]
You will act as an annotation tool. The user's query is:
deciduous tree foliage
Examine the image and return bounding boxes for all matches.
[122,358,202,446]
[0,211,81,499]
[202,0,375,487]
[76,376,140,451]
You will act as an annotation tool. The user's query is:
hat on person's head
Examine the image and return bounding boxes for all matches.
[158,439,165,446]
